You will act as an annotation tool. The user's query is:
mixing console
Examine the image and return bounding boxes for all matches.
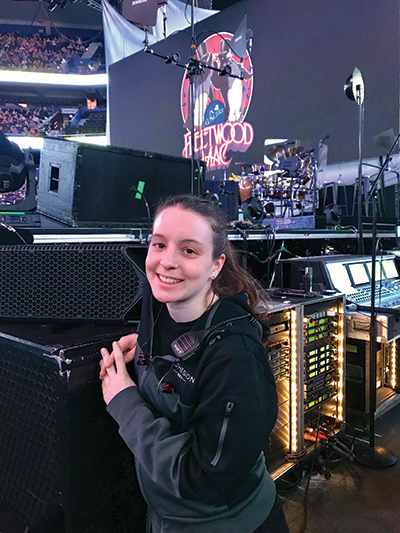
[346,281,400,308]
[276,254,400,299]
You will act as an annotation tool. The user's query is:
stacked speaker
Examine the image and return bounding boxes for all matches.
[0,243,146,323]
[0,243,148,531]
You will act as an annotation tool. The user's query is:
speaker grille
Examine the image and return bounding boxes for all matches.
[0,351,63,532]
[0,244,145,322]
[0,330,147,533]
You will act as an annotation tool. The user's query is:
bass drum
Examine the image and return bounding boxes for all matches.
[239,176,253,203]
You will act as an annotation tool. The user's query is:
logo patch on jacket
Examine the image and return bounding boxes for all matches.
[173,362,196,384]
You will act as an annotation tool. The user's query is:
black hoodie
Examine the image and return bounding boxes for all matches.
[107,287,278,533]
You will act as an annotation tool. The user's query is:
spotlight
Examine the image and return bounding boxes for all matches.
[344,66,364,105]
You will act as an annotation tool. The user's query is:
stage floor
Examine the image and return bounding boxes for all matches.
[280,401,400,533]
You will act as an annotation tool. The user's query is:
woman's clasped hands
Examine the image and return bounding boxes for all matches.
[99,333,138,405]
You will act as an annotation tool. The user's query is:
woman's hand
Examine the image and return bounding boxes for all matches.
[100,341,136,405]
[99,333,138,379]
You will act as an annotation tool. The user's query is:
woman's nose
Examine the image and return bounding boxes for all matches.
[160,248,178,268]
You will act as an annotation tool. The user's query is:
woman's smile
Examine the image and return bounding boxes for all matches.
[157,274,183,285]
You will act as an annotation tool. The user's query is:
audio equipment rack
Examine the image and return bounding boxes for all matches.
[264,292,345,478]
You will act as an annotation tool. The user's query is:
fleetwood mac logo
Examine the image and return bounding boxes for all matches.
[180,32,254,171]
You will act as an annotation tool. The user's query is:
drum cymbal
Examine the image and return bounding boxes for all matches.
[235,162,252,168]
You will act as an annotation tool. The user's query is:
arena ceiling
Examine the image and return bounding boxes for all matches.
[1,0,241,29]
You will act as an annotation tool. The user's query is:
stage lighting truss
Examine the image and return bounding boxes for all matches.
[44,0,102,12]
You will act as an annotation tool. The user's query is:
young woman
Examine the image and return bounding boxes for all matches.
[100,194,289,533]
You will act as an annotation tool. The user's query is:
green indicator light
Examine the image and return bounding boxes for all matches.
[135,181,145,199]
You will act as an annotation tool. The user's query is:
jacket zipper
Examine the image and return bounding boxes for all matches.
[211,401,234,467]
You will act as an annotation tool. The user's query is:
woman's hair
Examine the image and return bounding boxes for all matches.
[153,194,267,317]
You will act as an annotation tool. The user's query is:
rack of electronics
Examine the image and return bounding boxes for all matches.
[264,292,345,479]
[274,254,400,431]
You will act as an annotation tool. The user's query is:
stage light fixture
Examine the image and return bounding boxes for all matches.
[344,66,364,105]
[47,0,59,12]
[0,133,37,214]
[0,133,28,194]
[325,204,342,227]
[241,196,264,224]
[344,66,365,253]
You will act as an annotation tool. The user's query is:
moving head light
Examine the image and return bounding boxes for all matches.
[0,132,28,193]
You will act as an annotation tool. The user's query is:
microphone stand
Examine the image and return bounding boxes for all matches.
[356,87,365,254]
[316,135,329,216]
[353,133,400,468]
[143,0,244,197]
[189,0,196,195]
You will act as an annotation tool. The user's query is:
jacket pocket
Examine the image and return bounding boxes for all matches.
[211,401,234,467]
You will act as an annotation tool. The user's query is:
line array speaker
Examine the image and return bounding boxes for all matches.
[0,243,146,323]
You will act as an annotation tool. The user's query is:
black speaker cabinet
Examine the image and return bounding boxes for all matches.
[0,243,146,323]
[0,322,146,533]
[37,138,202,227]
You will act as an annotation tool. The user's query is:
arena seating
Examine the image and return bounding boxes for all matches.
[0,106,58,136]
[0,32,104,73]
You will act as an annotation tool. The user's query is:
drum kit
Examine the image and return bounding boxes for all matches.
[231,140,318,219]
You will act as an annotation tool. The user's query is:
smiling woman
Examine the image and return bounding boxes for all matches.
[99,194,289,533]
[146,205,226,322]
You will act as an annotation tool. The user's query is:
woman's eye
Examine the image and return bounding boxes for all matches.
[184,248,195,255]
[153,242,165,249]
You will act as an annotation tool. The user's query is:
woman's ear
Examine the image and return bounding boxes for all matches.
[211,254,226,280]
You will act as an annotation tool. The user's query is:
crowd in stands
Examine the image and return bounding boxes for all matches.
[0,32,102,73]
[0,105,106,137]
[0,29,106,138]
[0,106,55,136]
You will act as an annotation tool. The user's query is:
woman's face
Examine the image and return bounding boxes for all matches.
[146,206,225,316]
